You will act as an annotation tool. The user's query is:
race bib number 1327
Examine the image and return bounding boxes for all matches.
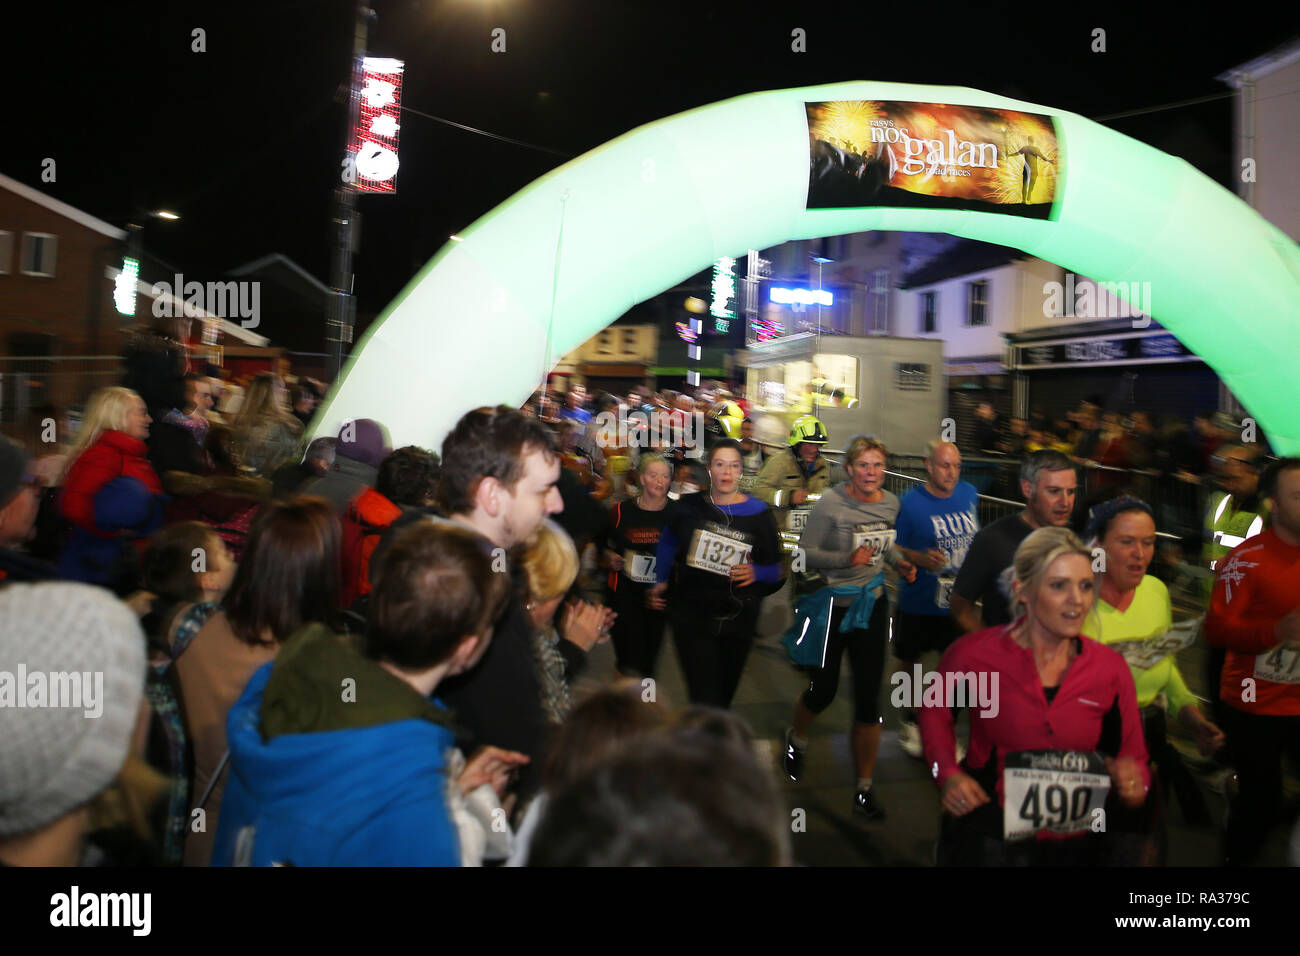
[686,527,753,577]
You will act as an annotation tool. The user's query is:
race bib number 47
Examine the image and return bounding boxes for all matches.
[1002,750,1110,842]
[1254,645,1300,684]
[686,526,753,577]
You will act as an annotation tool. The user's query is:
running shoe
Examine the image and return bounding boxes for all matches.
[853,787,886,821]
[898,721,924,759]
[782,728,805,781]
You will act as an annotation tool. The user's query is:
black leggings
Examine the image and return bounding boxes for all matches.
[608,586,667,678]
[800,597,890,724]
[1221,707,1300,865]
[670,597,761,709]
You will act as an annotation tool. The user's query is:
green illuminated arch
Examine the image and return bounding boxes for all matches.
[313,81,1300,453]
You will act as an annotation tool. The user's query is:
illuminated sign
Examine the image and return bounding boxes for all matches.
[770,287,833,306]
[114,258,139,316]
[711,256,736,326]
[348,57,404,194]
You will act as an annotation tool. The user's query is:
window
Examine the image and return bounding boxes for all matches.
[20,233,57,277]
[0,231,12,274]
[920,291,937,333]
[621,328,637,355]
[869,269,891,333]
[596,329,614,355]
[895,362,931,391]
[967,280,988,327]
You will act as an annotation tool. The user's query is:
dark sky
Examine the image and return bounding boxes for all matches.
[10,1,1298,314]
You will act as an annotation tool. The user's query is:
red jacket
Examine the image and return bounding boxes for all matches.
[920,622,1150,809]
[61,430,163,537]
[340,487,402,607]
[1205,528,1300,716]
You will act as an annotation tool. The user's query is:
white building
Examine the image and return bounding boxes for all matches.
[1218,38,1300,243]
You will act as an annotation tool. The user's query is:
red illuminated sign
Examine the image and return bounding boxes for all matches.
[348,57,403,194]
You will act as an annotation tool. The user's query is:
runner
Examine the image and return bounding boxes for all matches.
[737,418,769,495]
[781,436,917,821]
[651,440,783,708]
[921,526,1150,865]
[602,454,675,678]
[1205,457,1300,865]
[892,439,979,758]
[949,449,1076,633]
[1083,495,1224,863]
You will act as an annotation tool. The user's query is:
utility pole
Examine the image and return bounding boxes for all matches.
[326,3,373,382]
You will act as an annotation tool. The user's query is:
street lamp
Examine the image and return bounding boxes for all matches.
[810,252,833,337]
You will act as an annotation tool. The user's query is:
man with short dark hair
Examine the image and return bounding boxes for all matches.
[949,450,1077,632]
[436,406,564,800]
[148,373,213,477]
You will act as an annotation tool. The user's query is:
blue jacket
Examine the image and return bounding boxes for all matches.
[211,661,461,867]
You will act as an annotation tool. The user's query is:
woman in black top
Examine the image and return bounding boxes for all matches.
[651,441,784,708]
[602,454,675,678]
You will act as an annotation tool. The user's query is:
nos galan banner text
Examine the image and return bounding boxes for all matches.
[806,100,1061,220]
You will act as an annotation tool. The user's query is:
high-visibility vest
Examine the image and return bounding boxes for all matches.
[1203,491,1265,572]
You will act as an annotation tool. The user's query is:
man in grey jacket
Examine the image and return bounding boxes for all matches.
[300,418,389,513]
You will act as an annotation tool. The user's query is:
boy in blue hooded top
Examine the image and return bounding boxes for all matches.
[212,520,514,866]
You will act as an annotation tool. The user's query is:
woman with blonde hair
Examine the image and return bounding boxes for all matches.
[920,526,1151,865]
[520,519,615,725]
[58,386,165,591]
[229,372,302,476]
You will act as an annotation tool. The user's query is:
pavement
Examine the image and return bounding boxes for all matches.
[574,570,1296,867]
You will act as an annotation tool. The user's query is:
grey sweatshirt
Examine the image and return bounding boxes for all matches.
[798,484,904,602]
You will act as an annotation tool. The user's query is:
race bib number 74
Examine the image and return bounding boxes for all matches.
[1002,750,1110,842]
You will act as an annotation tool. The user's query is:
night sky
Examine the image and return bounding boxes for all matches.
[10,2,1298,315]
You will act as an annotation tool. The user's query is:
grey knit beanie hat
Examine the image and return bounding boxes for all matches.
[0,583,145,837]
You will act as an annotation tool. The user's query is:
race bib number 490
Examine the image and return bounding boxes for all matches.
[1254,645,1300,684]
[851,523,896,568]
[1002,750,1110,842]
[686,526,753,577]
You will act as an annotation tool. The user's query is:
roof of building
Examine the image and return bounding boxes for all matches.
[1217,36,1300,84]
[228,253,331,297]
[0,172,126,240]
[898,239,1029,289]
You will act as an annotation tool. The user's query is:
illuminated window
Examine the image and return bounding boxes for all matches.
[920,291,937,333]
[967,280,988,327]
[20,233,57,278]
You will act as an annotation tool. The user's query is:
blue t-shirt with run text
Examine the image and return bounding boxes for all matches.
[896,482,979,615]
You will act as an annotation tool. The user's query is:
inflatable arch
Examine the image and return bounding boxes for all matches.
[312,81,1300,454]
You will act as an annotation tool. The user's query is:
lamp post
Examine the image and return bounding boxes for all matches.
[326,2,376,383]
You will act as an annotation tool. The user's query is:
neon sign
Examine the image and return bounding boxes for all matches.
[770,287,833,306]
[711,256,736,326]
[114,258,139,316]
[349,57,404,194]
